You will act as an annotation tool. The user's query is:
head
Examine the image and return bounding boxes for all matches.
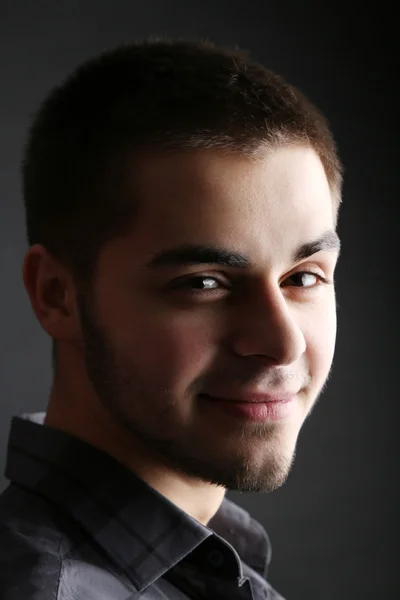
[22,38,342,494]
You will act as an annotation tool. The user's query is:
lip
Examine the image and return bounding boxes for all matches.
[200,393,296,422]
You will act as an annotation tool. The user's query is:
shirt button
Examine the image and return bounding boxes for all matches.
[207,550,224,567]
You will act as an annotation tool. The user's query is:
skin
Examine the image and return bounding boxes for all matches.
[23,145,340,526]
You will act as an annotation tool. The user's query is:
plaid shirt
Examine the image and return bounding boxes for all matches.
[0,413,285,599]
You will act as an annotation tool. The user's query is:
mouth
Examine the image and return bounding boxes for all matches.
[199,393,296,422]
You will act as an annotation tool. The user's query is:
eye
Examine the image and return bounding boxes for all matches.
[181,275,226,292]
[283,271,331,288]
[172,274,228,295]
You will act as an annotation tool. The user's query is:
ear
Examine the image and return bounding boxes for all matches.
[22,244,81,344]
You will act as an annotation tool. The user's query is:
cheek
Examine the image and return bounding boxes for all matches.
[304,299,337,382]
[114,307,219,389]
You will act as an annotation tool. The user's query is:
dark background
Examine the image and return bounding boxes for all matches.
[0,2,398,598]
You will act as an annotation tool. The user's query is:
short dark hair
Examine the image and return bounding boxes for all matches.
[23,37,342,286]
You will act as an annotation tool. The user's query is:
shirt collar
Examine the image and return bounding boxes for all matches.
[5,412,271,591]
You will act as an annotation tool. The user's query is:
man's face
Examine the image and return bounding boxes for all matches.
[77,145,339,493]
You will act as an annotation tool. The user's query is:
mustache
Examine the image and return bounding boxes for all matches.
[197,368,311,393]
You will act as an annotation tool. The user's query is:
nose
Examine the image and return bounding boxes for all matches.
[229,284,306,366]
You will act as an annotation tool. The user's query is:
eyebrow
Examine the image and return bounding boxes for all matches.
[146,229,341,270]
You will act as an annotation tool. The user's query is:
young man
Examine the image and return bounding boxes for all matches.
[0,38,342,599]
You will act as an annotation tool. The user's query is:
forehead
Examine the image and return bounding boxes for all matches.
[120,145,335,264]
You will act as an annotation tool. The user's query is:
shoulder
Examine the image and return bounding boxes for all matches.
[0,484,138,600]
[0,484,64,599]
